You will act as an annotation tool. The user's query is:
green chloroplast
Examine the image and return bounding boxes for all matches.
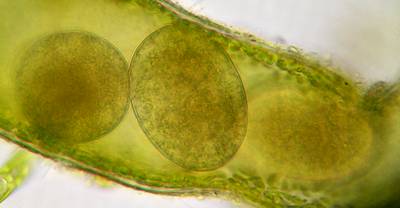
[0,0,399,207]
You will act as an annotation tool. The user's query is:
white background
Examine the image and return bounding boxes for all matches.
[1,0,400,207]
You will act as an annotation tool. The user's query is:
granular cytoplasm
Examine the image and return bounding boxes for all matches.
[130,24,247,171]
[15,32,129,143]
[248,87,372,181]
[0,0,399,208]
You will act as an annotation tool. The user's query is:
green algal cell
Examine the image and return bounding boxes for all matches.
[0,0,398,208]
[130,25,247,171]
[15,32,129,143]
[248,88,372,181]
[0,151,34,202]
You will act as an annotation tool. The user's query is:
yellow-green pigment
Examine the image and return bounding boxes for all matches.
[130,24,247,171]
[15,32,129,143]
[0,0,399,208]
